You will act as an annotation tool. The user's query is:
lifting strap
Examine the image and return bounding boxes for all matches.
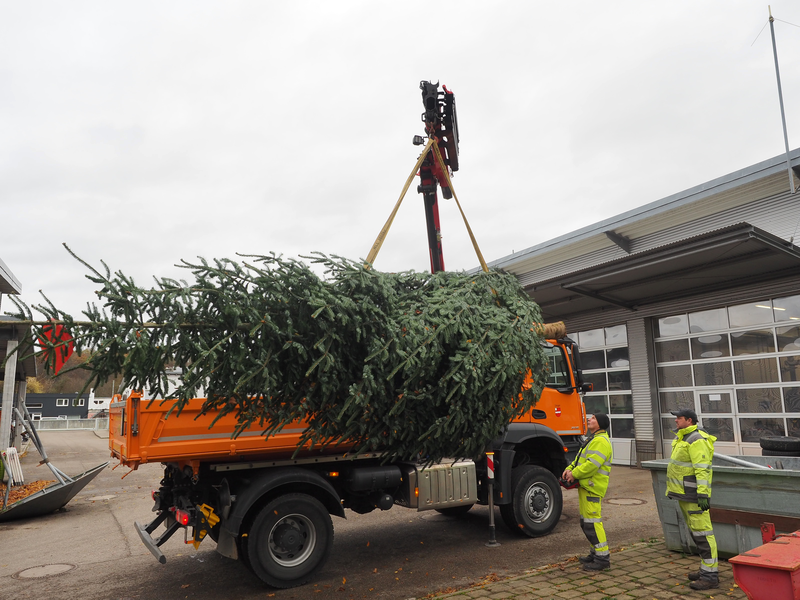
[365,137,489,273]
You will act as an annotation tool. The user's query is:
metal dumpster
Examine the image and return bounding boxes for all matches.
[642,456,800,558]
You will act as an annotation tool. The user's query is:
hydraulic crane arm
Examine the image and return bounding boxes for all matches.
[415,81,460,273]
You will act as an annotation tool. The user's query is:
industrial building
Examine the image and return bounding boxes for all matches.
[489,149,800,464]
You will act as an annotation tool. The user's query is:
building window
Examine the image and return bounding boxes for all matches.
[577,325,633,438]
[655,292,800,449]
[72,398,85,407]
[56,398,69,407]
[25,403,44,409]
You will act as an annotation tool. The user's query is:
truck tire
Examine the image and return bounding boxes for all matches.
[759,436,800,453]
[499,466,562,537]
[761,448,800,457]
[435,504,473,517]
[246,493,334,588]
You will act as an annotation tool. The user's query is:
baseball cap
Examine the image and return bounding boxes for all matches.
[671,408,698,422]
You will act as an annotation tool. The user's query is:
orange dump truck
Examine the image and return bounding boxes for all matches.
[109,335,590,588]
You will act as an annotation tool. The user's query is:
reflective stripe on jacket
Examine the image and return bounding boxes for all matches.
[666,424,716,502]
[568,430,613,497]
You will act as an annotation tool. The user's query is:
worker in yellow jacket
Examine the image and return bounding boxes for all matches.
[667,408,718,591]
[562,413,613,571]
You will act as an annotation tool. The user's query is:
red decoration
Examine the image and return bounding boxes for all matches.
[38,321,75,375]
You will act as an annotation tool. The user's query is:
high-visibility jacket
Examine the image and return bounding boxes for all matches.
[666,424,716,502]
[568,430,613,497]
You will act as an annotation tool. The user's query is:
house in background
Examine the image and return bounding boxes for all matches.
[24,393,90,420]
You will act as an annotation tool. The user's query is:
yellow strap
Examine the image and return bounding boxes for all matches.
[431,142,489,272]
[365,137,435,269]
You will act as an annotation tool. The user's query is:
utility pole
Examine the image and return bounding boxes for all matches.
[768,6,796,194]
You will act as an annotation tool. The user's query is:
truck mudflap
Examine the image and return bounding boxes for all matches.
[135,512,180,564]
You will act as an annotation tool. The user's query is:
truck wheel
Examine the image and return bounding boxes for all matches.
[435,504,473,517]
[246,493,333,588]
[499,466,562,537]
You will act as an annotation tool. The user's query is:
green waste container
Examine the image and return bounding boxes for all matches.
[642,456,800,558]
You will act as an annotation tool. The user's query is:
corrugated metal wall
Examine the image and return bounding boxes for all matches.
[626,317,660,461]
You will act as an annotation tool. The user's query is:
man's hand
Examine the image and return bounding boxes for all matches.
[562,469,575,484]
[697,497,710,511]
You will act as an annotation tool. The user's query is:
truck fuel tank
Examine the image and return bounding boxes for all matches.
[395,460,477,511]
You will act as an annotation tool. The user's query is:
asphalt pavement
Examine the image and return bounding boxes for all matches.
[0,430,742,600]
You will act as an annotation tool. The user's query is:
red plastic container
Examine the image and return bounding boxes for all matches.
[730,530,800,600]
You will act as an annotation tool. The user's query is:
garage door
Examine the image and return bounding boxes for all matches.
[654,294,800,455]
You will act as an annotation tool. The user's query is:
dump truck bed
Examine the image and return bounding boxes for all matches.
[108,394,344,469]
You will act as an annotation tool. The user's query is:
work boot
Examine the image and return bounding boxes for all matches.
[687,571,702,581]
[582,558,610,572]
[578,553,596,564]
[689,577,719,591]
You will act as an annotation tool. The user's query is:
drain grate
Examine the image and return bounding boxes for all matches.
[606,498,646,505]
[13,564,77,579]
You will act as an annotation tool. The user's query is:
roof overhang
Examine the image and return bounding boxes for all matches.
[0,257,22,295]
[0,317,38,381]
[525,223,800,321]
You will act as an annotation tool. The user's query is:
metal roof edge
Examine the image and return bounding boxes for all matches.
[488,148,800,270]
[0,256,23,294]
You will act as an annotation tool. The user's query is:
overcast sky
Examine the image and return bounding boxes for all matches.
[2,1,800,319]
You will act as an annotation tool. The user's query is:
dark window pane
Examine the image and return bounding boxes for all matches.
[583,371,607,392]
[699,392,731,413]
[659,391,694,413]
[730,329,775,356]
[581,350,605,370]
[777,325,800,352]
[658,364,693,388]
[702,418,735,442]
[729,301,774,328]
[656,339,690,362]
[774,294,800,322]
[784,387,800,412]
[607,347,630,368]
[739,417,785,442]
[733,358,779,384]
[583,396,608,415]
[693,362,733,386]
[662,418,676,440]
[780,356,800,383]
[657,315,688,337]
[608,370,631,391]
[736,388,782,413]
[610,418,634,439]
[609,394,633,414]
[689,308,728,333]
[690,334,730,359]
[788,418,800,438]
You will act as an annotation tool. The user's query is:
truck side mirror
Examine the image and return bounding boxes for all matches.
[580,383,594,393]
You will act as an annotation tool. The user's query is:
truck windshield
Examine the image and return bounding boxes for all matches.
[543,345,571,388]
